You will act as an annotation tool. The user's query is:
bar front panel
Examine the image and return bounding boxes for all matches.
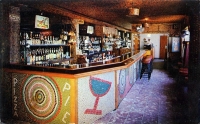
[3,50,146,124]
[117,64,134,104]
[8,71,76,124]
[77,71,115,123]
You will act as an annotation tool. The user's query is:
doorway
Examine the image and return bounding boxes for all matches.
[160,35,168,59]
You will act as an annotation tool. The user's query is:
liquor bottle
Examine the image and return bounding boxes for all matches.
[48,48,50,60]
[49,35,52,44]
[52,36,54,44]
[28,32,33,45]
[32,49,35,65]
[38,49,41,61]
[46,36,49,44]
[19,32,22,45]
[32,33,35,45]
[35,49,38,62]
[40,34,44,44]
[56,48,59,59]
[60,46,63,59]
[48,36,51,44]
[20,50,25,64]
[53,47,57,59]
[33,33,36,45]
[49,48,53,60]
[34,34,37,45]
[40,48,43,61]
[26,49,31,65]
[42,48,46,61]
[38,34,40,45]
[45,48,48,60]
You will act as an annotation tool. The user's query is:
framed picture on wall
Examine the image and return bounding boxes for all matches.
[35,15,49,29]
[171,37,180,52]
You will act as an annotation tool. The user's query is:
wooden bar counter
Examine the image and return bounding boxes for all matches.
[3,50,146,124]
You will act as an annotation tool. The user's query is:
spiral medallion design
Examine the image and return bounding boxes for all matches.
[23,75,60,120]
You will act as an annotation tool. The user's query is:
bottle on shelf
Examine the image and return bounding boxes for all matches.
[42,48,46,61]
[53,47,57,59]
[20,50,25,64]
[48,48,51,60]
[45,48,49,60]
[40,48,44,61]
[60,46,64,59]
[40,34,44,45]
[52,36,54,44]
[35,49,39,62]
[19,29,70,66]
[26,49,31,65]
[31,49,36,65]
[56,47,60,59]
[38,48,41,62]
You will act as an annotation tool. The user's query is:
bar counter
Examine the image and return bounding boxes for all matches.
[3,50,146,124]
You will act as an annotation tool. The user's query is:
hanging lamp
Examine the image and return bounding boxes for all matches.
[128,7,139,16]
[127,2,139,16]
[143,18,149,28]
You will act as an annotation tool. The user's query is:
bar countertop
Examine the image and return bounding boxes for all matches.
[4,50,146,75]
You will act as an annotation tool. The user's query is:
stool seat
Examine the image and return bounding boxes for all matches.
[143,55,153,60]
[179,68,188,71]
[142,55,153,64]
[179,68,188,76]
[179,70,188,73]
[179,73,188,77]
[142,58,151,64]
[177,67,188,84]
[146,55,153,58]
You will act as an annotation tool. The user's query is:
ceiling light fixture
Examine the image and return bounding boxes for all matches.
[144,22,149,28]
[128,7,139,16]
[143,18,149,28]
[127,2,139,16]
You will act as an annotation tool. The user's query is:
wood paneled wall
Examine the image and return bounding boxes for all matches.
[132,23,181,36]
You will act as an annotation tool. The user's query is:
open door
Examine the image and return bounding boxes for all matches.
[160,36,168,59]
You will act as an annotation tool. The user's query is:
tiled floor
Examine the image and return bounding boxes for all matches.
[93,59,188,124]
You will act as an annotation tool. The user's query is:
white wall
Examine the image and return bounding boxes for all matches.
[140,33,169,58]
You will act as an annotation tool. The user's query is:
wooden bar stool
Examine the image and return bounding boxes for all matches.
[140,55,153,80]
[178,67,188,84]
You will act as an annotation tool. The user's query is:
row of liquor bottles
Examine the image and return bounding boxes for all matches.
[20,46,70,65]
[20,32,68,45]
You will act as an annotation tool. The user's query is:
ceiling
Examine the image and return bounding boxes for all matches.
[15,0,190,30]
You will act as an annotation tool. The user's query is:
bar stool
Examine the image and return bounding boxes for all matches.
[178,67,188,85]
[140,55,153,80]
